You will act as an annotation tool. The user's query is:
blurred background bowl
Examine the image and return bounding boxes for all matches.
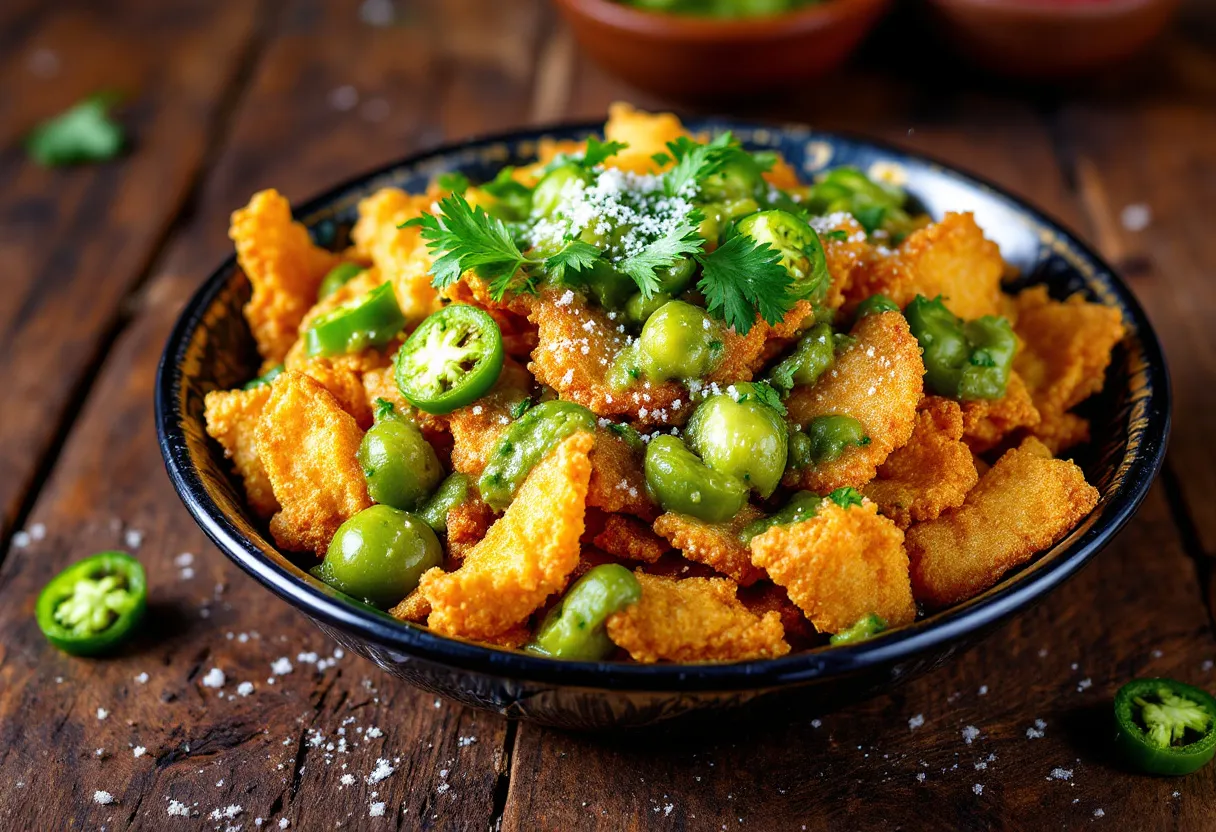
[552,0,893,99]
[924,0,1181,78]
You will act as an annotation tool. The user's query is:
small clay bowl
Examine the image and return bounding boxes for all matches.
[924,0,1181,78]
[552,0,893,99]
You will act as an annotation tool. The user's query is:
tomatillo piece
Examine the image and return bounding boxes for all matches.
[418,472,471,533]
[478,401,597,511]
[635,300,723,382]
[736,210,830,302]
[767,323,836,394]
[243,364,284,391]
[1113,679,1216,776]
[904,296,1016,401]
[685,392,788,498]
[738,490,822,544]
[531,163,587,218]
[313,506,443,609]
[625,291,672,326]
[830,613,887,645]
[394,304,504,415]
[855,293,900,320]
[317,262,367,300]
[800,415,870,465]
[36,551,147,656]
[644,435,748,523]
[357,405,443,511]
[524,564,642,660]
[304,281,406,357]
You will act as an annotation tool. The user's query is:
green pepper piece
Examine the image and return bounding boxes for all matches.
[795,415,870,466]
[478,401,598,511]
[531,162,588,218]
[313,505,443,609]
[243,364,284,391]
[395,304,505,415]
[736,209,830,303]
[625,291,673,326]
[36,551,147,656]
[738,490,822,544]
[304,281,406,358]
[685,391,788,498]
[634,300,723,383]
[905,296,1015,401]
[318,262,368,301]
[358,403,443,511]
[525,564,642,660]
[644,434,748,523]
[830,613,887,645]
[1114,679,1216,776]
[767,323,836,394]
[418,472,471,534]
[855,294,900,320]
[958,316,1018,400]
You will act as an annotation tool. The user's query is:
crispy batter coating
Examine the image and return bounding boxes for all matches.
[445,493,497,563]
[603,102,688,174]
[906,436,1099,608]
[844,213,1004,321]
[443,279,537,355]
[204,385,279,519]
[653,506,766,586]
[605,573,789,663]
[959,370,1041,454]
[231,189,339,364]
[256,371,372,555]
[447,359,533,477]
[862,398,979,528]
[289,356,375,429]
[750,501,916,635]
[420,432,593,640]
[821,215,877,314]
[350,187,441,325]
[784,311,924,492]
[388,589,430,623]
[737,582,816,644]
[587,428,657,518]
[592,514,671,563]
[1012,286,1124,453]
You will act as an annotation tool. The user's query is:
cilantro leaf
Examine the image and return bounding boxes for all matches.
[696,234,794,335]
[579,136,628,169]
[747,381,787,416]
[663,132,735,197]
[405,192,528,295]
[822,229,849,242]
[544,240,600,284]
[436,171,470,194]
[617,214,705,299]
[26,93,124,167]
[827,486,864,509]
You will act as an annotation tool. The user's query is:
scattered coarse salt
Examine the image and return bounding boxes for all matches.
[29,522,46,541]
[340,774,355,786]
[978,685,988,696]
[1048,768,1073,781]
[1077,678,1093,692]
[1094,808,1105,818]
[810,718,822,729]
[369,802,386,817]
[972,784,983,796]
[271,657,294,675]
[167,799,191,817]
[180,567,195,581]
[11,531,31,548]
[210,805,243,821]
[297,651,319,665]
[134,746,147,758]
[97,708,109,721]
[365,727,383,739]
[367,758,395,784]
[135,672,149,685]
[458,735,477,747]
[201,668,226,689]
[961,725,980,744]
[915,772,926,783]
[1027,719,1047,739]
[174,552,194,567]
[280,819,290,829]
[1120,204,1151,232]
[1203,660,1214,672]
[124,528,144,549]
[908,714,925,730]
[329,85,358,112]
[237,682,255,697]
[93,790,115,805]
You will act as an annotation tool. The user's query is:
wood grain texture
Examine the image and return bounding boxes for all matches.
[0,0,261,538]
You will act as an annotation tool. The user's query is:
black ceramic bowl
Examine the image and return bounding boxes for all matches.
[156,119,1169,730]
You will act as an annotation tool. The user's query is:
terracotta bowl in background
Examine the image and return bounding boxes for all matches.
[551,0,893,99]
[924,0,1181,78]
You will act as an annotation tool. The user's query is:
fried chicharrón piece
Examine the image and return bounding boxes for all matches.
[605,573,790,663]
[446,359,533,477]
[750,501,916,635]
[231,189,339,364]
[591,514,671,564]
[1012,286,1125,453]
[586,428,657,519]
[419,432,593,640]
[653,506,766,586]
[602,102,689,174]
[959,370,1041,454]
[784,311,924,492]
[204,385,279,520]
[256,371,371,555]
[905,436,1099,608]
[843,212,1004,321]
[350,187,441,325]
[862,397,979,528]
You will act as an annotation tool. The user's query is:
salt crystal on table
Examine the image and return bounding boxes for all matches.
[1120,204,1151,232]
[908,714,925,730]
[93,790,115,805]
[201,668,226,689]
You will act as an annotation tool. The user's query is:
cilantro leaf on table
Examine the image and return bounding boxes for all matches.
[696,233,794,335]
[617,214,705,299]
[26,93,124,167]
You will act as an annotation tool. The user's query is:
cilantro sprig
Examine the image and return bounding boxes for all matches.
[695,234,794,335]
[617,213,705,299]
[26,93,124,167]
[405,192,599,301]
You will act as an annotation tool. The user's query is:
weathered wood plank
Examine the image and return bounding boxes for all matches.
[0,0,262,540]
[0,0,547,828]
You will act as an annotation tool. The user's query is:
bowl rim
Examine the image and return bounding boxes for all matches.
[925,0,1172,19]
[156,118,1170,694]
[553,0,892,40]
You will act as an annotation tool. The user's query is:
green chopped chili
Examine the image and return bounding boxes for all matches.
[394,304,504,415]
[304,281,406,357]
[36,552,147,656]
[243,364,284,391]
[830,613,887,645]
[904,295,1016,401]
[1113,679,1216,776]
[317,262,367,300]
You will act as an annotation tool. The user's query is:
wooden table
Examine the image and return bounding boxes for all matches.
[1,1,1214,828]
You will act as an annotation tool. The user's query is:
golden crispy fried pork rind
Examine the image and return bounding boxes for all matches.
[350,187,440,325]
[653,506,766,586]
[1012,286,1125,453]
[784,311,924,492]
[843,212,1004,321]
[204,385,279,520]
[420,431,593,640]
[862,397,979,528]
[750,501,916,635]
[603,102,689,174]
[959,370,1041,454]
[587,428,657,519]
[231,189,340,364]
[446,358,533,477]
[591,514,671,563]
[906,436,1099,608]
[606,573,789,663]
[256,371,372,555]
